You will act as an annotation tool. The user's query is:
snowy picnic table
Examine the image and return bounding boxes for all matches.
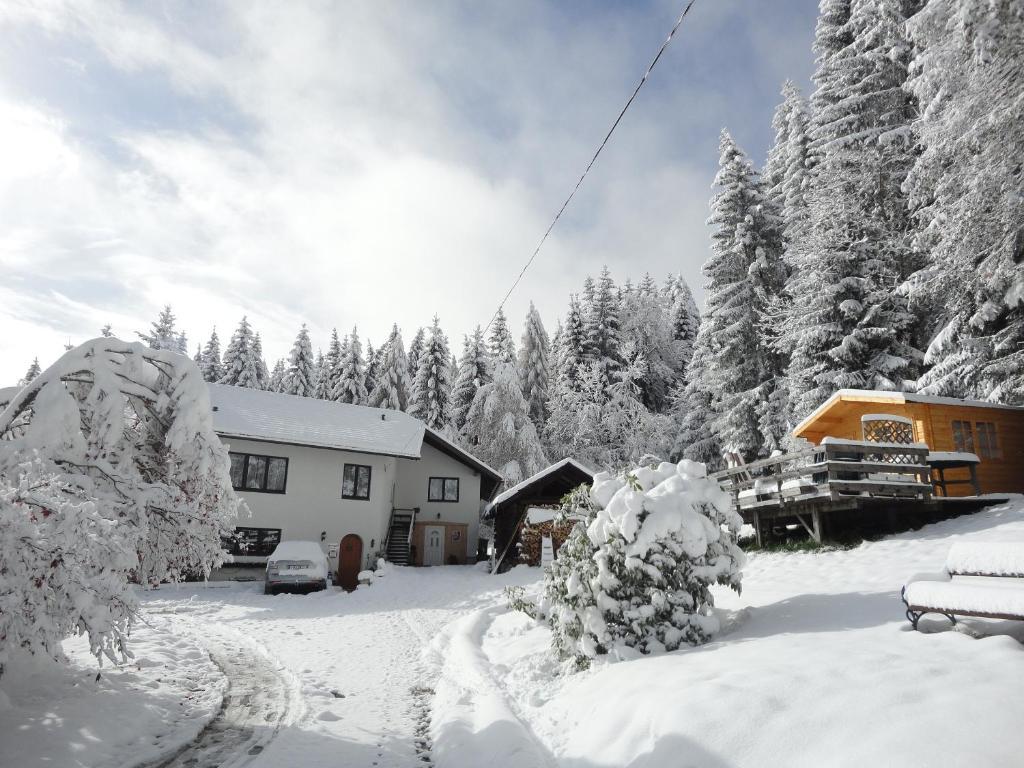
[927,451,981,496]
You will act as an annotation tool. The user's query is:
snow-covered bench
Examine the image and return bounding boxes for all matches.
[901,542,1024,630]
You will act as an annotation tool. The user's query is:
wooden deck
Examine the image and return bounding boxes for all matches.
[710,439,1007,546]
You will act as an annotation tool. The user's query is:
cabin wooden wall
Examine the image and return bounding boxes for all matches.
[799,399,1024,496]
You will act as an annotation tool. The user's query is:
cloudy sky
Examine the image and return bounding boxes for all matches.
[0,0,817,384]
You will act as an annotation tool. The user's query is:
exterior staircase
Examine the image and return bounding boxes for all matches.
[385,509,415,565]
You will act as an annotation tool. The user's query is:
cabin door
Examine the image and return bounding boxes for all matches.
[338,534,362,590]
[424,525,445,566]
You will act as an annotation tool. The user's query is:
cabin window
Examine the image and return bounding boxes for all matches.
[951,420,975,454]
[342,464,372,500]
[975,421,1001,460]
[428,477,460,502]
[224,526,282,556]
[229,452,288,493]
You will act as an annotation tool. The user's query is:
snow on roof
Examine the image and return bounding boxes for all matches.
[422,427,503,484]
[209,383,424,458]
[861,413,912,424]
[488,458,596,511]
[795,388,1024,436]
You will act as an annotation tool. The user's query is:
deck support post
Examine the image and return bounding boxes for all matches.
[969,464,981,496]
[753,510,764,549]
[811,509,823,544]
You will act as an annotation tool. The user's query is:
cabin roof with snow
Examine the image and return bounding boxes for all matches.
[208,384,503,493]
[793,388,1024,443]
[486,458,595,516]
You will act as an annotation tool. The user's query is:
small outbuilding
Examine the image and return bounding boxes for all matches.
[485,458,595,572]
[793,389,1024,496]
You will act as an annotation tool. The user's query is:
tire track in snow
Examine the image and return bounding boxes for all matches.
[138,622,300,768]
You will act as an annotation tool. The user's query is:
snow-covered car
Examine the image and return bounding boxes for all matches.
[264,541,330,595]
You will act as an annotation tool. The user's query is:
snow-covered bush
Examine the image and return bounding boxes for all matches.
[0,339,242,675]
[533,459,744,665]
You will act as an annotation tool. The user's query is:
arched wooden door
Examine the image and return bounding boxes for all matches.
[338,534,362,591]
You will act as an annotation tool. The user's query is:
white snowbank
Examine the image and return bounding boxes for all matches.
[946,541,1024,576]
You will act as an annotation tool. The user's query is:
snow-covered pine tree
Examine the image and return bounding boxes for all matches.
[684,131,785,459]
[193,345,203,368]
[138,305,185,353]
[531,460,744,663]
[314,328,342,400]
[369,324,412,411]
[100,324,113,337]
[219,316,263,388]
[282,324,316,397]
[664,274,701,382]
[549,319,565,387]
[409,316,453,429]
[786,0,920,418]
[0,339,241,674]
[584,266,621,379]
[460,362,547,485]
[619,281,677,413]
[365,340,383,398]
[407,327,426,382]
[18,358,41,386]
[905,0,1024,401]
[518,302,550,429]
[450,326,491,431]
[335,326,368,405]
[313,350,325,396]
[199,329,225,383]
[489,307,516,365]
[253,334,271,389]
[559,295,588,387]
[672,327,721,465]
[269,359,286,393]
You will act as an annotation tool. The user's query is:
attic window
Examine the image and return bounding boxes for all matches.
[428,477,459,502]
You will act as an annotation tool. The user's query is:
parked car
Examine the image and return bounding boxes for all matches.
[264,541,330,595]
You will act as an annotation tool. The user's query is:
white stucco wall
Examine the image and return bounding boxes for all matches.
[222,436,396,572]
[394,441,483,553]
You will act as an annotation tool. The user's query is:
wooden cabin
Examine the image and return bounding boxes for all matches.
[793,389,1024,496]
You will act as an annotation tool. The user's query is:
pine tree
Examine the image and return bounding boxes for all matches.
[193,345,203,368]
[489,308,516,364]
[252,333,271,390]
[409,316,452,429]
[620,283,677,413]
[407,327,426,383]
[219,316,263,388]
[335,326,368,405]
[584,266,620,378]
[664,275,701,381]
[314,329,342,400]
[461,362,547,485]
[199,329,225,383]
[18,358,41,386]
[139,305,185,353]
[683,131,785,459]
[787,0,920,418]
[369,324,412,411]
[559,295,588,388]
[282,325,316,397]
[269,359,287,393]
[450,327,491,431]
[518,302,550,429]
[100,324,113,338]
[365,340,383,398]
[905,0,1024,401]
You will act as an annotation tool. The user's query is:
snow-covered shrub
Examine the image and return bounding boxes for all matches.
[0,339,242,674]
[534,460,744,664]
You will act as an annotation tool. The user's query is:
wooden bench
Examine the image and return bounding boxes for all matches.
[901,542,1024,630]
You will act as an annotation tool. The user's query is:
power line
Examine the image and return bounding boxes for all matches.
[483,0,700,335]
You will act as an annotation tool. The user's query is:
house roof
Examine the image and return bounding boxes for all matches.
[210,383,426,459]
[486,458,595,516]
[208,384,502,490]
[793,388,1024,438]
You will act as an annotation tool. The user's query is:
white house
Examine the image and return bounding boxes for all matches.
[209,384,503,588]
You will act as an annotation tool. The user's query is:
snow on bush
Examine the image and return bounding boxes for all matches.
[530,459,744,665]
[0,339,242,676]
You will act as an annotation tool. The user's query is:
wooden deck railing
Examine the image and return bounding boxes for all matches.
[710,439,933,513]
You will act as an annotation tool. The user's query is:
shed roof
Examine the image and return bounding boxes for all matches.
[486,458,595,516]
[793,388,1024,439]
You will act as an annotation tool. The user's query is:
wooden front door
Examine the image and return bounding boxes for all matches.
[338,534,362,590]
[424,525,445,566]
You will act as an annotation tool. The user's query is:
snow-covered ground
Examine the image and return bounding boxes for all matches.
[2,502,1022,767]
[431,501,1024,768]
[0,622,225,768]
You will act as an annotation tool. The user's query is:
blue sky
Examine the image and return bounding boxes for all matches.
[0,0,818,383]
